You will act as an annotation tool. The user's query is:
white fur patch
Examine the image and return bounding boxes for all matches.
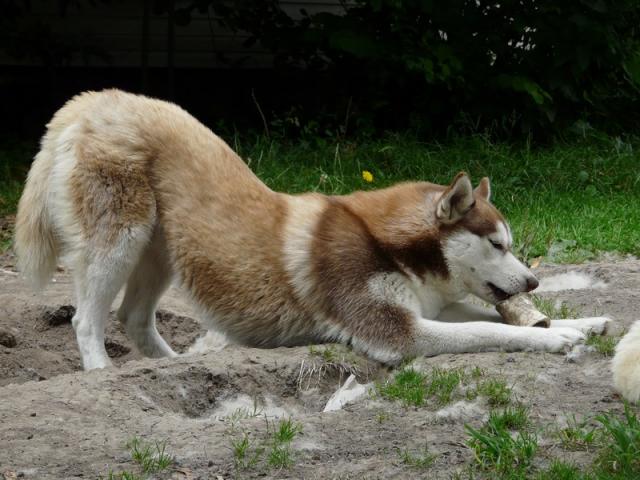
[367,272,422,316]
[323,374,371,412]
[495,221,512,249]
[350,336,404,364]
[48,123,85,265]
[282,195,326,305]
[537,272,607,292]
[550,317,610,335]
[186,330,229,355]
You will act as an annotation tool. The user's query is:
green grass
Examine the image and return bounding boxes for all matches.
[426,367,469,405]
[2,134,639,260]
[376,366,515,408]
[477,378,512,406]
[586,333,619,357]
[535,461,588,480]
[532,296,581,319]
[594,405,640,476]
[267,444,295,469]
[375,411,389,423]
[0,142,33,216]
[398,445,437,469]
[557,415,600,451]
[466,411,538,476]
[265,418,303,469]
[102,437,173,480]
[126,437,173,474]
[464,404,640,479]
[376,366,471,407]
[235,134,640,261]
[308,344,338,363]
[230,417,303,473]
[488,404,531,431]
[376,367,429,407]
[231,433,264,471]
[270,417,303,444]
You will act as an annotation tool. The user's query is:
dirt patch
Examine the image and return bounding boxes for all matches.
[0,253,638,479]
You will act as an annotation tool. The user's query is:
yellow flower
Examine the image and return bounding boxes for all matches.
[362,170,374,183]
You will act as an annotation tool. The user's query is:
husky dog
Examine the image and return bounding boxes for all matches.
[612,321,640,402]
[15,90,609,370]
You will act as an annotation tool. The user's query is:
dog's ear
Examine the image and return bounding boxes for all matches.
[436,172,475,224]
[474,177,491,202]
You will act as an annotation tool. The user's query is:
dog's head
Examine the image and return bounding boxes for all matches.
[438,173,538,304]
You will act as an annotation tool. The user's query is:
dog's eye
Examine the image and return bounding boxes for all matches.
[489,240,503,250]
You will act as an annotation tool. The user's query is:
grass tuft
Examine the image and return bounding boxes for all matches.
[557,415,600,451]
[532,296,580,319]
[126,437,173,474]
[593,404,640,476]
[426,367,469,405]
[266,418,303,469]
[535,460,587,480]
[102,437,172,480]
[271,417,303,444]
[230,417,303,472]
[308,344,338,363]
[488,404,531,431]
[586,333,618,357]
[376,367,428,407]
[377,367,515,408]
[463,404,640,479]
[477,378,512,406]
[466,413,538,475]
[267,445,294,469]
[398,445,437,469]
[231,433,265,471]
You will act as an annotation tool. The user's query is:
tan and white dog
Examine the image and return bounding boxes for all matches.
[15,90,609,370]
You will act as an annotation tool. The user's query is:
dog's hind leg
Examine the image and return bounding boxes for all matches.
[117,230,177,358]
[70,228,150,370]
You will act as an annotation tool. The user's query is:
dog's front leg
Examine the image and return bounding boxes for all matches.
[549,318,611,335]
[412,318,585,356]
[437,303,611,336]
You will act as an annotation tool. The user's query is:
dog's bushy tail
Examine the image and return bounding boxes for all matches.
[612,320,640,403]
[14,148,59,290]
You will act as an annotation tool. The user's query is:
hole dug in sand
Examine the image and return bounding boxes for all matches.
[128,347,379,420]
[134,366,233,418]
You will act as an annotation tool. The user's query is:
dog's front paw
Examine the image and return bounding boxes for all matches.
[576,316,611,335]
[550,317,612,335]
[531,327,586,353]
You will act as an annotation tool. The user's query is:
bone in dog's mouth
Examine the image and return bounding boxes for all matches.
[487,282,512,302]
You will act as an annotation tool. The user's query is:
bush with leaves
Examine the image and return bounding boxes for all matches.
[177,0,640,137]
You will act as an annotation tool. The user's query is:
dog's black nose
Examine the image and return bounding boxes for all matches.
[525,276,539,292]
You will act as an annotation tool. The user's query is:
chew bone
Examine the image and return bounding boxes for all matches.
[496,293,550,328]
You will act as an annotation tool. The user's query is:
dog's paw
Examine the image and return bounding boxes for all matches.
[530,327,586,353]
[550,317,612,335]
[577,316,611,335]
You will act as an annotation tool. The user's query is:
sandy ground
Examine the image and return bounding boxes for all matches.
[0,251,638,479]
